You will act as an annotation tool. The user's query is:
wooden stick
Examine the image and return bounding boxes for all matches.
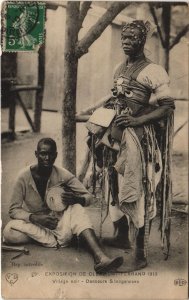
[75,115,90,122]
[174,119,189,137]
[16,93,36,132]
[2,245,29,253]
[10,85,41,92]
[172,199,188,205]
[77,93,111,116]
[172,208,188,214]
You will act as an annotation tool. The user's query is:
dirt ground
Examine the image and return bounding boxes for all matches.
[1,104,188,299]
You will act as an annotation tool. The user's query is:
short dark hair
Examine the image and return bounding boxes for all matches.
[37,138,57,152]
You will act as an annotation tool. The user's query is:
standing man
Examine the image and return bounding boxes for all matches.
[87,20,175,270]
[3,138,123,274]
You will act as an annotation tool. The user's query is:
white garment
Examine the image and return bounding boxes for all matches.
[3,204,93,247]
[136,63,171,104]
[105,128,162,228]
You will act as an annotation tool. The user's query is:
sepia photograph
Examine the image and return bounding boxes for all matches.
[1,1,189,299]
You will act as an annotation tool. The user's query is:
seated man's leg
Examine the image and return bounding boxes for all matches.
[70,204,94,236]
[52,204,93,246]
[3,220,57,248]
[3,220,31,244]
[55,204,123,274]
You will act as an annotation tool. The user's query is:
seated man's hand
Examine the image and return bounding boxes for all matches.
[61,191,85,206]
[29,213,59,230]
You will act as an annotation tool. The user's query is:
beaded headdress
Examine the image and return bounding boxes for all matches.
[122,20,150,45]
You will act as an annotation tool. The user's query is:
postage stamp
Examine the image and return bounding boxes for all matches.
[2,1,45,51]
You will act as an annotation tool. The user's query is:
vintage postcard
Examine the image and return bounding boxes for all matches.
[1,1,188,299]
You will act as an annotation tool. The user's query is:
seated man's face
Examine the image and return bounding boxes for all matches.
[35,143,57,168]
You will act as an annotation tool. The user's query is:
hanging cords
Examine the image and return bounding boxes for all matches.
[99,146,107,239]
[162,114,174,260]
[91,134,97,196]
[143,126,151,259]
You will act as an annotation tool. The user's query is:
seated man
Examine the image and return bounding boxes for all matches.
[3,137,123,274]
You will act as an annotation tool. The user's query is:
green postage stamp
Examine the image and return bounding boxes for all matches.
[2,1,45,51]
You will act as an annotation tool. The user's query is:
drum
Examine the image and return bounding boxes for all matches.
[46,185,68,212]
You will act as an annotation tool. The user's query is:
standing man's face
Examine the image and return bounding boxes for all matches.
[121,28,145,56]
[35,143,57,168]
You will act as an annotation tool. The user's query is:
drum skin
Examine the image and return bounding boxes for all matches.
[46,186,68,212]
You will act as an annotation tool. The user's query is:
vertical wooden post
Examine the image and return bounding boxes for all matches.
[34,42,45,132]
[34,10,46,132]
[62,2,80,173]
[34,2,46,132]
[162,3,171,72]
[8,91,16,136]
